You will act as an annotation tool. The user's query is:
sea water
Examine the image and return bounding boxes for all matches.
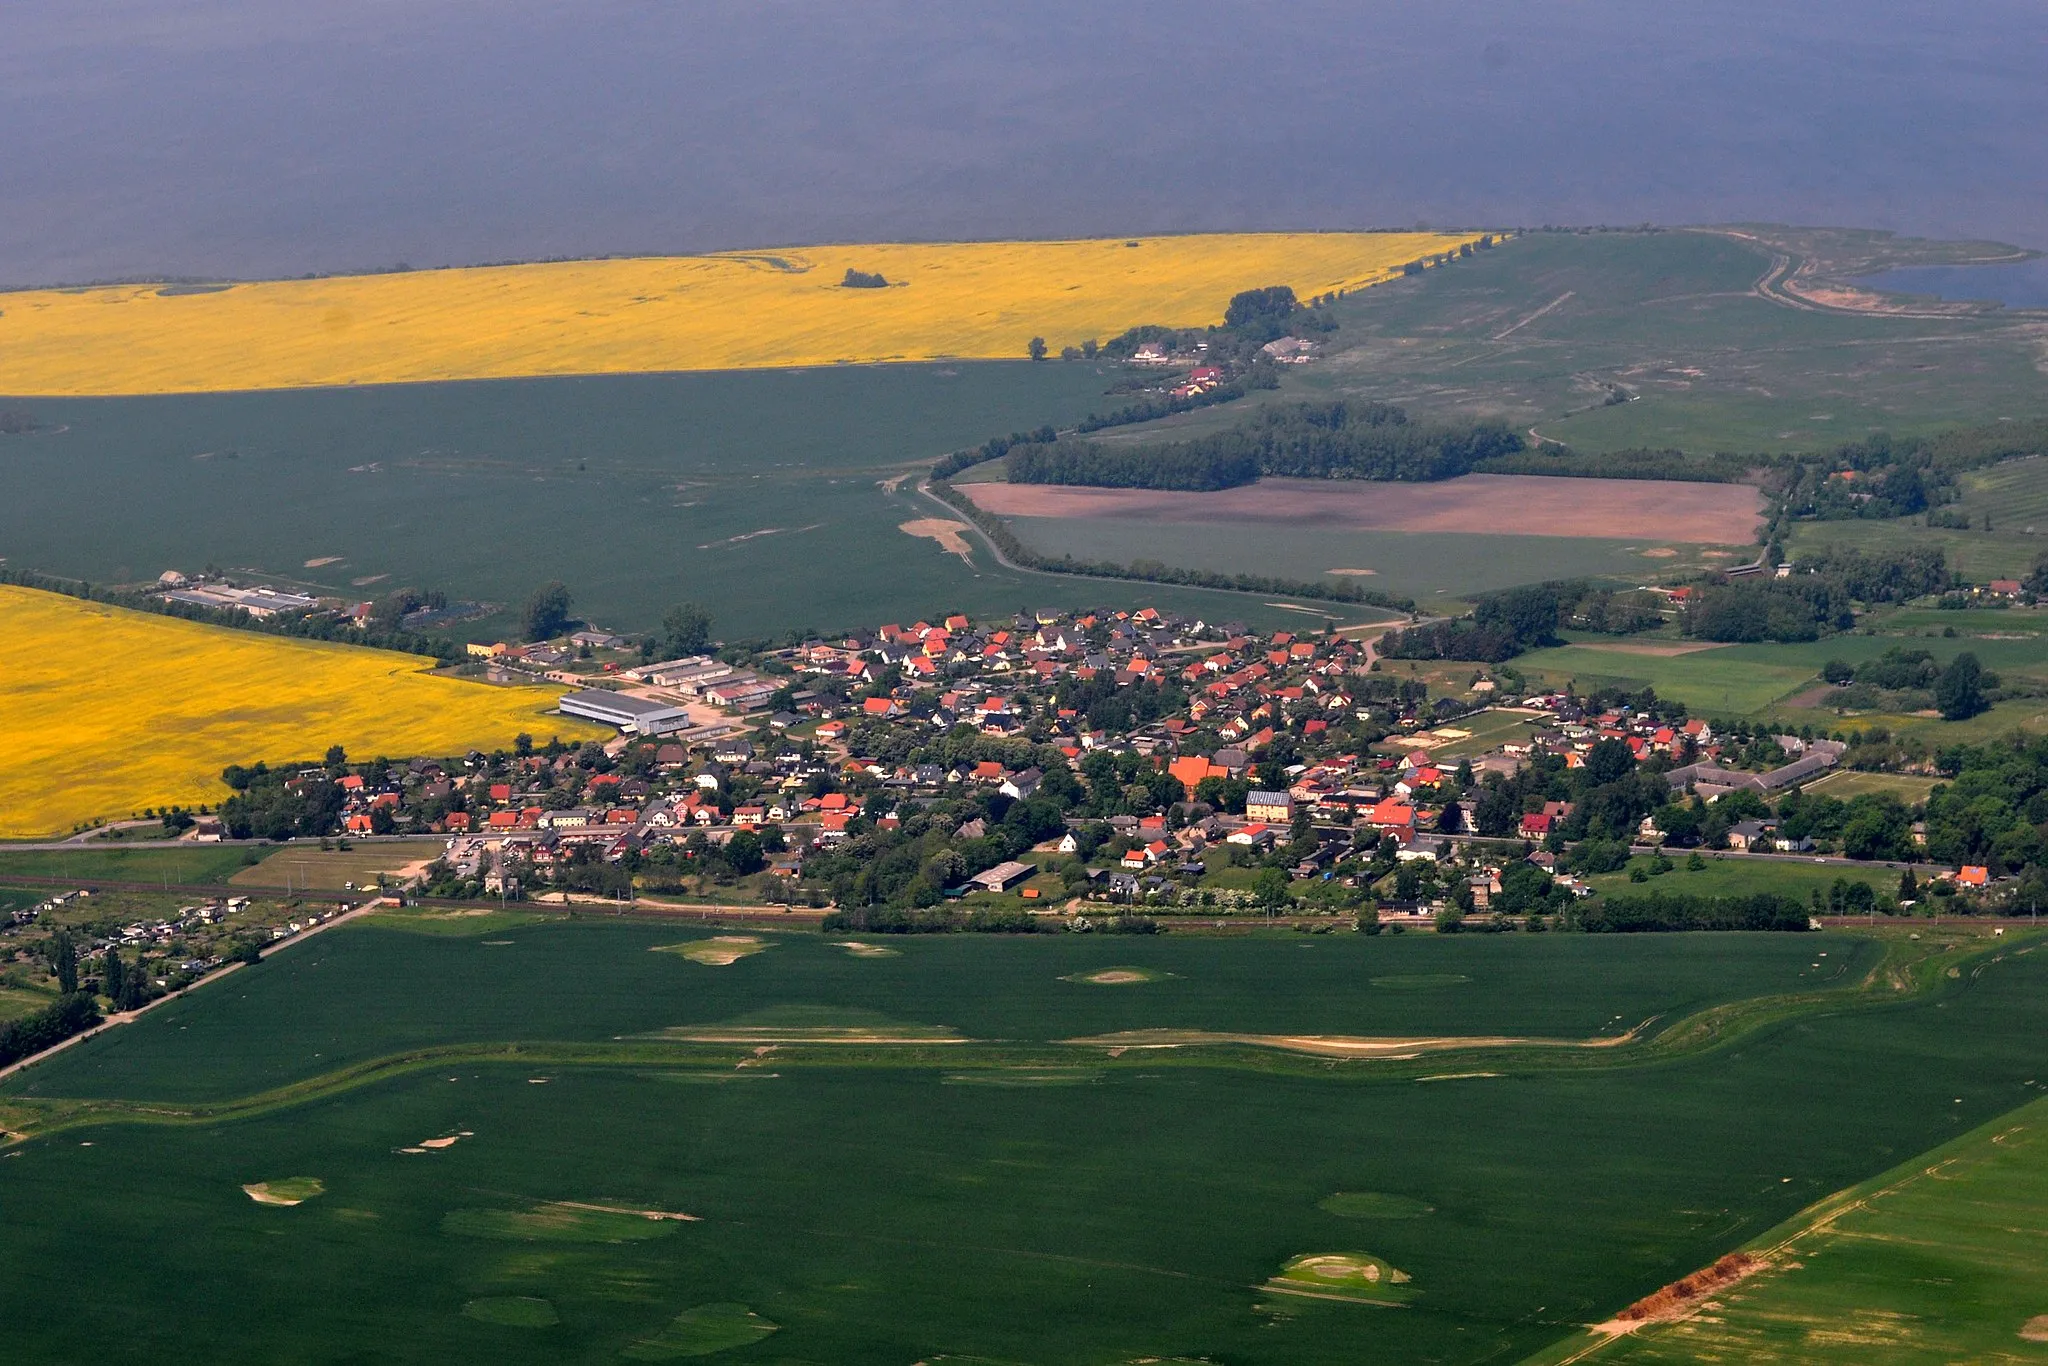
[1859,257,2048,309]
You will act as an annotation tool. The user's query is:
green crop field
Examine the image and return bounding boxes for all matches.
[0,844,258,886]
[6,920,2048,1364]
[1507,625,2048,728]
[1874,605,2048,636]
[1532,1092,2048,1364]
[0,365,1369,640]
[1784,459,2048,594]
[1948,454,2048,533]
[1001,516,1678,604]
[1787,518,2048,586]
[1510,641,1820,714]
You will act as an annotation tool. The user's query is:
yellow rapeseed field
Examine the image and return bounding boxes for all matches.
[0,585,604,837]
[0,233,1486,396]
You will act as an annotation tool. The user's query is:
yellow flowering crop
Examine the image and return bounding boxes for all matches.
[0,233,1485,396]
[0,585,604,836]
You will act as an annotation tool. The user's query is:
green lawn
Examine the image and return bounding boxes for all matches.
[1583,856,1905,902]
[4,923,2048,1363]
[0,983,59,1023]
[1799,770,1942,803]
[0,845,257,886]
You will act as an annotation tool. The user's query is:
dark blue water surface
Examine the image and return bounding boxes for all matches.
[1860,257,2048,308]
[2,0,2045,285]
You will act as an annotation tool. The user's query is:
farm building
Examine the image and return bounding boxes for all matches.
[965,860,1035,893]
[558,689,691,736]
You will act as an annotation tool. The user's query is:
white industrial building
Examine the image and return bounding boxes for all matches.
[558,689,692,736]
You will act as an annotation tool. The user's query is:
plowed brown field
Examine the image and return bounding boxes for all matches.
[964,474,1761,544]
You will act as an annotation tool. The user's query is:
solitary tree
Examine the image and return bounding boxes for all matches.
[1224,285,1299,331]
[1027,336,1047,362]
[660,602,713,657]
[1935,652,1987,721]
[726,830,765,876]
[523,581,574,640]
[102,949,125,1008]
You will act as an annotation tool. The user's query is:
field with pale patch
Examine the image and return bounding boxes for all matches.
[0,585,601,836]
[0,233,1484,395]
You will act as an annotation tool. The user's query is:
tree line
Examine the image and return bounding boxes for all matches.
[1380,581,1659,663]
[1574,892,1809,933]
[1002,401,1525,491]
[1683,547,1949,643]
[0,992,102,1069]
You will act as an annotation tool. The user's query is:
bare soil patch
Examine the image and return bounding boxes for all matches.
[1067,1029,1521,1058]
[964,474,1762,544]
[2021,1314,2048,1343]
[1780,683,1844,710]
[658,935,768,966]
[1573,640,1727,657]
[549,1200,699,1222]
[658,1028,965,1045]
[1067,1024,1645,1057]
[898,518,974,562]
[243,1177,325,1206]
[408,1130,474,1152]
[1593,1253,1764,1335]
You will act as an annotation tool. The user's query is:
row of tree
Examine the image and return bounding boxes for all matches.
[1002,400,1524,491]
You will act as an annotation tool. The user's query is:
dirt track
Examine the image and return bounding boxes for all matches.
[964,474,1761,544]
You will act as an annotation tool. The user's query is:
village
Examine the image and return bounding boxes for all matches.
[149,594,2004,932]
